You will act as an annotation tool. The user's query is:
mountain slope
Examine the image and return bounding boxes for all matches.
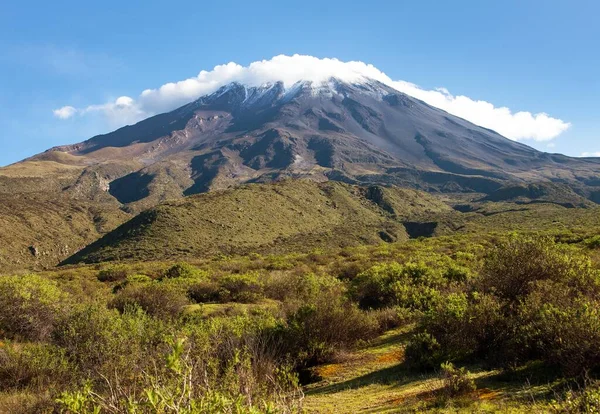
[9,77,600,214]
[0,194,129,270]
[2,77,600,269]
[62,180,457,264]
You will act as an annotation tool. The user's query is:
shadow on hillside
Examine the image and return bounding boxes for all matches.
[306,362,425,396]
[367,329,412,351]
[307,355,564,401]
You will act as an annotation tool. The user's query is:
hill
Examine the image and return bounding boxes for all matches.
[480,182,595,208]
[62,180,457,264]
[0,194,129,270]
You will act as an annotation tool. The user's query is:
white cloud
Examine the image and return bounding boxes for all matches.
[53,54,570,141]
[52,106,77,119]
[580,152,600,157]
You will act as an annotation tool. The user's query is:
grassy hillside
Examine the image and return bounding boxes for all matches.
[0,194,129,271]
[63,180,457,264]
[63,179,600,266]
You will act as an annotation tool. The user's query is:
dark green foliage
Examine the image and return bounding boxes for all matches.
[405,332,443,370]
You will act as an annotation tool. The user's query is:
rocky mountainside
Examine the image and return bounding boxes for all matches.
[6,77,600,213]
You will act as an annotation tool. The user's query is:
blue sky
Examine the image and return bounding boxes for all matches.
[1,0,599,166]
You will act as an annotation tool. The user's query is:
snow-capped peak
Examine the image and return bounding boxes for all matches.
[199,76,385,108]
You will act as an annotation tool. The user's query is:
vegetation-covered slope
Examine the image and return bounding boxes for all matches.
[63,180,456,264]
[480,182,594,208]
[0,195,129,270]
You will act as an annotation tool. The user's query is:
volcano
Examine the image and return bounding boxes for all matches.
[5,77,600,213]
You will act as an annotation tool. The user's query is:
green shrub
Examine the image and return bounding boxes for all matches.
[405,332,443,370]
[218,272,264,303]
[370,307,412,331]
[52,305,124,374]
[0,274,68,341]
[52,305,167,378]
[350,262,442,310]
[559,383,600,413]
[0,342,72,391]
[282,288,378,366]
[97,265,129,282]
[110,282,189,318]
[518,282,600,376]
[57,325,302,414]
[480,236,599,302]
[443,264,471,283]
[127,274,153,284]
[440,362,476,396]
[416,237,600,374]
[584,235,600,249]
[188,279,222,303]
[163,262,202,279]
[264,272,340,304]
[389,283,442,312]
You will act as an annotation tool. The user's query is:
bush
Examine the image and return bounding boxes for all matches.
[440,362,476,396]
[52,305,167,378]
[480,236,599,302]
[518,282,600,375]
[350,262,443,310]
[405,332,443,370]
[282,287,379,366]
[218,272,264,303]
[56,322,302,414]
[443,264,471,283]
[264,271,340,303]
[163,262,202,279]
[97,265,129,282]
[415,237,600,374]
[584,235,600,249]
[560,383,600,413]
[127,274,153,284]
[370,307,411,331]
[110,282,189,318]
[0,274,68,341]
[0,343,72,391]
[187,279,222,303]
